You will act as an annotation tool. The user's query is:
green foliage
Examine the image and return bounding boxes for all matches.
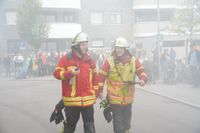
[17,0,49,50]
[169,0,200,35]
[99,99,109,109]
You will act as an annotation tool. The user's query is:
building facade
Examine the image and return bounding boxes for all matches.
[0,0,198,59]
[81,0,133,52]
[0,0,133,56]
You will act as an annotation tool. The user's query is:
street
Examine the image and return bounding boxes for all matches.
[0,78,200,133]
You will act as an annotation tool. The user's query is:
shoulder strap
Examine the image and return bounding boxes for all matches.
[113,58,124,81]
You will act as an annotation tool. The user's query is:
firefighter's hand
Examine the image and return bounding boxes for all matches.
[71,67,80,75]
[140,79,145,86]
[99,91,103,100]
[97,87,103,100]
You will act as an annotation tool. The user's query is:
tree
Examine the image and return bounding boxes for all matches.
[168,0,200,55]
[17,0,49,51]
[169,0,200,36]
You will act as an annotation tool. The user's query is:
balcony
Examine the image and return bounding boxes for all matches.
[48,23,81,39]
[41,0,81,9]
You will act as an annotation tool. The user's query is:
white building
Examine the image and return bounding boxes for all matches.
[132,0,198,59]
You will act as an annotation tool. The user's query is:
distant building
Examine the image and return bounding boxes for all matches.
[0,0,199,59]
[0,0,81,55]
[81,0,133,51]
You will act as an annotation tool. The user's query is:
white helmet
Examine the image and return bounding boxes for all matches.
[72,32,88,46]
[114,37,129,48]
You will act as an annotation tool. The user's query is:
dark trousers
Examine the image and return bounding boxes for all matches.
[63,105,95,133]
[190,66,199,87]
[111,104,132,133]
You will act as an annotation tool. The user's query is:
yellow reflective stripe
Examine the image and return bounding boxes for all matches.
[63,96,81,101]
[93,86,98,90]
[137,66,144,71]
[109,100,122,104]
[83,100,96,106]
[109,95,123,101]
[64,101,82,106]
[92,68,97,73]
[109,99,133,105]
[60,71,65,80]
[108,87,118,95]
[63,96,96,106]
[141,72,147,77]
[83,95,96,101]
[109,95,134,105]
[64,100,96,106]
[71,77,76,97]
[99,69,107,76]
[99,82,104,87]
[63,95,96,102]
[90,69,93,88]
[90,90,95,94]
[56,67,65,70]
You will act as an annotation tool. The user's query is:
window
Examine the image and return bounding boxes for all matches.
[64,15,73,22]
[135,10,156,22]
[160,10,174,21]
[92,40,104,47]
[46,15,56,23]
[6,11,17,25]
[135,43,143,49]
[110,12,122,24]
[64,12,78,23]
[162,41,185,47]
[91,12,103,25]
[135,9,174,23]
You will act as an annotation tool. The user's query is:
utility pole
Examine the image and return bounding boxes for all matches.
[156,0,161,79]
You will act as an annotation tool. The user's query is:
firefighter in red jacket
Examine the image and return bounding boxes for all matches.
[99,37,148,133]
[53,32,99,133]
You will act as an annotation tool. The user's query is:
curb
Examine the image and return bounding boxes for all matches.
[137,87,200,110]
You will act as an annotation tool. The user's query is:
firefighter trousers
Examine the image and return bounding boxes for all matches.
[111,104,132,133]
[63,105,95,133]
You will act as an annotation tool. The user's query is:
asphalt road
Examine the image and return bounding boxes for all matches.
[0,79,200,133]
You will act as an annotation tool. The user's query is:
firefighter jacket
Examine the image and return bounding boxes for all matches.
[99,54,148,105]
[53,51,99,107]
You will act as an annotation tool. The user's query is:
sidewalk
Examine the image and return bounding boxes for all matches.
[1,76,200,108]
[0,75,55,81]
[144,82,200,109]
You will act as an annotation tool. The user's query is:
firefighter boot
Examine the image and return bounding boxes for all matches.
[84,122,96,133]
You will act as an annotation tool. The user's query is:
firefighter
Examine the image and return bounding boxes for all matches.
[98,37,148,133]
[53,32,99,133]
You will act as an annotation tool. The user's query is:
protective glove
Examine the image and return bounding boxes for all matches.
[50,100,65,124]
[100,99,112,123]
[103,106,112,123]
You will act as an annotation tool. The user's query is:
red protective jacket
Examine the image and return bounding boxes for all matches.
[53,52,99,107]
